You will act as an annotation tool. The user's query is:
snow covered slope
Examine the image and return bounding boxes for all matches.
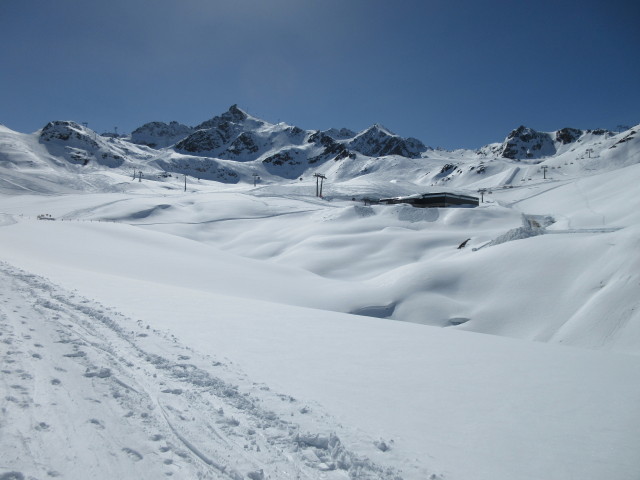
[1,111,639,480]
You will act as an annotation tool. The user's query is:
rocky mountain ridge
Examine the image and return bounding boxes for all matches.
[130,121,193,149]
[1,106,635,189]
[480,125,617,160]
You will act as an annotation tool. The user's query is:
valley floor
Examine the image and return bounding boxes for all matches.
[1,213,639,480]
[0,261,415,480]
[1,161,640,479]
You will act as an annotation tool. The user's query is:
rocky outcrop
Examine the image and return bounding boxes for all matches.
[39,121,125,168]
[195,104,250,130]
[322,128,357,140]
[225,132,260,157]
[347,125,427,158]
[174,106,264,159]
[40,121,99,149]
[175,129,229,153]
[130,121,193,148]
[500,126,556,159]
[555,127,583,145]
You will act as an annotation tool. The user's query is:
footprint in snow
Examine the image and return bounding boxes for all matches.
[161,388,183,395]
[84,367,111,378]
[89,418,105,429]
[0,472,25,480]
[35,422,50,431]
[122,447,143,461]
[63,351,86,358]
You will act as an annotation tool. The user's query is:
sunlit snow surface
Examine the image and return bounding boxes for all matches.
[1,123,640,480]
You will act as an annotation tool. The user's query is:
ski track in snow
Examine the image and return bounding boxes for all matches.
[0,261,423,480]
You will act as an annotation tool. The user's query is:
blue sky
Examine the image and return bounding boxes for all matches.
[1,0,638,149]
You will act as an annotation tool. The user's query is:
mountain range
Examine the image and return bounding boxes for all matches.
[4,104,635,193]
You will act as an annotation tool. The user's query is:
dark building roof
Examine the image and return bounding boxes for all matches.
[378,192,479,208]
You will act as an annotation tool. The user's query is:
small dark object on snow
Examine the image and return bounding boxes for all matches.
[457,238,471,249]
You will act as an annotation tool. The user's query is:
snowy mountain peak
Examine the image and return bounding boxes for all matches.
[500,125,561,160]
[39,120,99,151]
[497,125,619,160]
[367,123,396,136]
[173,105,308,165]
[195,104,255,131]
[130,121,193,148]
[322,127,357,140]
[38,120,129,168]
[226,103,249,121]
[347,123,427,158]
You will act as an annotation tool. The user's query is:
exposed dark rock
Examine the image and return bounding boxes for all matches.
[322,127,357,140]
[195,104,250,130]
[501,126,555,159]
[506,125,536,142]
[130,121,193,148]
[555,127,583,144]
[440,163,456,174]
[226,132,259,156]
[347,125,427,158]
[611,130,637,148]
[587,128,610,135]
[40,121,99,149]
[262,151,298,166]
[175,129,227,153]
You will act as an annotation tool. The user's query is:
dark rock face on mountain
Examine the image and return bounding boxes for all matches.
[176,129,228,153]
[305,131,351,164]
[174,105,268,160]
[497,125,612,160]
[130,121,193,148]
[39,121,125,167]
[195,104,250,131]
[133,105,431,175]
[610,128,637,149]
[323,128,357,140]
[555,127,583,145]
[225,132,260,156]
[347,125,427,158]
[121,104,442,181]
[40,121,99,149]
[500,126,556,160]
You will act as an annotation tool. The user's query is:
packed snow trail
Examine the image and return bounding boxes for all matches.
[0,261,419,480]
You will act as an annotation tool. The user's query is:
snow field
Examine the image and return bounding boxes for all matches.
[0,262,417,480]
